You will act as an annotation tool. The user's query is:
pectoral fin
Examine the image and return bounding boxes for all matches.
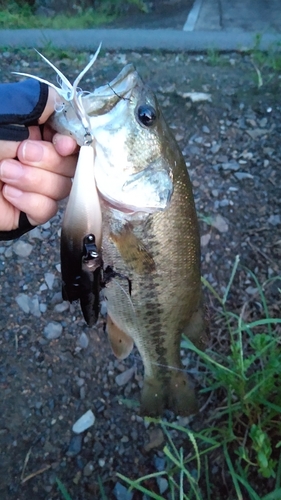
[110,223,155,274]
[183,302,209,351]
[106,314,134,359]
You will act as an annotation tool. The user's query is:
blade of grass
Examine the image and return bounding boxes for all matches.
[232,318,281,334]
[222,255,240,305]
[223,443,243,500]
[240,265,272,333]
[235,473,261,500]
[262,490,281,500]
[56,478,72,500]
[182,337,241,378]
[117,472,165,500]
[98,475,107,500]
[201,276,223,304]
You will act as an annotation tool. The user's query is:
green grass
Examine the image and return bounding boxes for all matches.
[118,258,281,499]
[249,33,281,88]
[56,259,281,500]
[0,0,148,29]
[206,48,221,66]
[0,3,114,29]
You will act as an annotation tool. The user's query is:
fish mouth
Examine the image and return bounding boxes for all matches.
[84,64,138,116]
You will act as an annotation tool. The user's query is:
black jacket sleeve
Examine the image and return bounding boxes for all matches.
[0,79,48,141]
[0,79,49,241]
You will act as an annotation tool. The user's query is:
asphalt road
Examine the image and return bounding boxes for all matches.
[0,0,280,51]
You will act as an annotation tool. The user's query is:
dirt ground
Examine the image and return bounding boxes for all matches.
[0,48,280,500]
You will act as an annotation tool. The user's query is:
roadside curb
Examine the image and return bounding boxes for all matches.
[0,29,280,52]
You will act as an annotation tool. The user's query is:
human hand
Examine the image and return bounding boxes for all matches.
[0,87,78,233]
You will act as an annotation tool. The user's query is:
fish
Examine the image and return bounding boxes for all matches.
[19,55,208,416]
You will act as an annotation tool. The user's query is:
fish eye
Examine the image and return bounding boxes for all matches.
[137,104,157,127]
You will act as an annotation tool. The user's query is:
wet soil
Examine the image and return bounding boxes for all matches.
[0,49,280,499]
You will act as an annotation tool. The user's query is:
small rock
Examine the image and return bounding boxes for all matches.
[5,246,13,258]
[40,303,47,313]
[43,321,63,340]
[39,283,48,292]
[246,286,259,295]
[72,409,95,434]
[113,482,133,500]
[220,161,240,171]
[218,199,233,208]
[157,477,168,494]
[115,366,135,386]
[154,456,166,471]
[180,91,212,103]
[45,273,55,290]
[268,214,281,226]
[211,214,229,233]
[66,434,83,457]
[80,386,86,400]
[29,296,41,318]
[144,428,164,452]
[98,458,105,467]
[201,233,211,247]
[234,172,254,180]
[77,332,89,349]
[28,227,43,240]
[15,293,31,313]
[83,461,94,476]
[13,241,33,257]
[54,302,69,313]
[246,128,267,140]
[194,136,203,144]
[175,133,184,141]
[51,292,63,304]
[210,143,220,154]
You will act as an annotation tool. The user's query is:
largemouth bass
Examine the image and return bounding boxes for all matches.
[20,56,207,416]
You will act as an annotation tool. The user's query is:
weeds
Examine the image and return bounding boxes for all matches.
[206,48,221,66]
[250,33,281,88]
[0,0,149,29]
[56,259,281,499]
[0,3,113,29]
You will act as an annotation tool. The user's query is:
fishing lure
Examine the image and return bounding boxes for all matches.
[15,46,103,325]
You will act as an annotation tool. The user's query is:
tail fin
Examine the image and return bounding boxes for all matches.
[140,371,198,417]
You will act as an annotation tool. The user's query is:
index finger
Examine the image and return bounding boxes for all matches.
[0,140,20,161]
[0,126,42,161]
[17,139,77,177]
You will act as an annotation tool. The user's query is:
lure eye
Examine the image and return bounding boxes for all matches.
[137,104,157,127]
